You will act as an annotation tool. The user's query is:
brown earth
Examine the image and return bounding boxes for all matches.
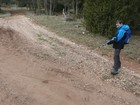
[96,49,140,74]
[0,15,140,105]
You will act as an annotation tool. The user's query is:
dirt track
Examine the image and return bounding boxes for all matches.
[0,15,140,105]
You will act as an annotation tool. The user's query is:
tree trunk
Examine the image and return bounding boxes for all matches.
[44,0,48,15]
[63,8,66,18]
[0,8,1,13]
[76,0,78,15]
[49,0,52,15]
[31,0,35,12]
[37,0,42,14]
[73,0,76,14]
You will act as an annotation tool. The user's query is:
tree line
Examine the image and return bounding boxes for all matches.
[0,0,140,37]
[14,0,84,16]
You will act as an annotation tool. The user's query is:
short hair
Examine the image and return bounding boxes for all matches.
[116,20,124,24]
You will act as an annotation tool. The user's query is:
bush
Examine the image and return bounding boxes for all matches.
[83,0,140,37]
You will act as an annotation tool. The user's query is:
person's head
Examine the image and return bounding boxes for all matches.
[116,20,124,28]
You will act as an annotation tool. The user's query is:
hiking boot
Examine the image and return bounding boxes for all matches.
[112,66,121,69]
[111,68,119,75]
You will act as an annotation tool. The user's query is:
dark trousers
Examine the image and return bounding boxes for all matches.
[114,49,121,70]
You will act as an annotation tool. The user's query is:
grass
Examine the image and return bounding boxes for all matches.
[0,11,11,18]
[124,36,140,60]
[29,14,106,48]
[37,33,49,42]
[29,13,140,62]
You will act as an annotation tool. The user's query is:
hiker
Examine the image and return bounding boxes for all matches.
[107,20,131,75]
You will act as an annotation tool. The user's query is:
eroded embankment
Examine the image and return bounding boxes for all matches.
[0,15,140,105]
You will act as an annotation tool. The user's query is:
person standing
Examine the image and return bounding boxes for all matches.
[107,20,131,75]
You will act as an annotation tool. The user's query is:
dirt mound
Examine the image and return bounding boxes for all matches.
[0,28,19,45]
[0,15,140,105]
[0,27,29,52]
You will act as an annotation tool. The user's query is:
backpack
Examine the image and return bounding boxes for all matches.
[124,28,132,44]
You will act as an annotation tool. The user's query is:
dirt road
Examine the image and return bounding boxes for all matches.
[0,15,140,105]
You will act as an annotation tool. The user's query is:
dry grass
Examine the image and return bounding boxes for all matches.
[29,14,140,62]
[0,12,11,18]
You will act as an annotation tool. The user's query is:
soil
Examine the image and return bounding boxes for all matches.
[96,49,140,74]
[0,14,140,105]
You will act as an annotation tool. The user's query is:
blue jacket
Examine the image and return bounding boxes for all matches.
[111,24,130,49]
[114,25,130,42]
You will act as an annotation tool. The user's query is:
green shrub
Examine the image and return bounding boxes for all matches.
[83,0,140,37]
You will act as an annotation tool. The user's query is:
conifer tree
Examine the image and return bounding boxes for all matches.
[83,0,140,37]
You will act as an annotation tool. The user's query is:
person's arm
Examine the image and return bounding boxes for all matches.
[107,37,116,45]
[107,29,126,45]
[116,29,126,42]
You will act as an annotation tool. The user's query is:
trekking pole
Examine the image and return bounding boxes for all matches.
[94,40,109,50]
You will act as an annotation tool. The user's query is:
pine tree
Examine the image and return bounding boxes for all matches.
[83,0,140,37]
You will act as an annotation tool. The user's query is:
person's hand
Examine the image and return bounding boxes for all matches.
[107,39,114,45]
[107,37,116,45]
